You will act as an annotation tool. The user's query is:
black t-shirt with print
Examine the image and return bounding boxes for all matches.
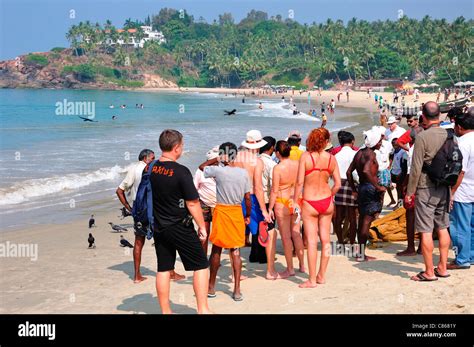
[146,160,199,229]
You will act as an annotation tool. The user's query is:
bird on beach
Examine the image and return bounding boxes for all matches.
[120,235,133,248]
[88,233,96,248]
[224,109,237,116]
[89,214,96,228]
[108,222,128,232]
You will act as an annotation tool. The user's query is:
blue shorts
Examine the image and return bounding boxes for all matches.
[241,194,263,236]
[378,169,391,187]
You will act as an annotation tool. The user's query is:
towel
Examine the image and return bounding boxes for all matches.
[364,129,382,148]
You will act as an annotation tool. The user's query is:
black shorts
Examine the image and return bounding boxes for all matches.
[357,183,383,216]
[153,223,209,272]
[391,173,406,185]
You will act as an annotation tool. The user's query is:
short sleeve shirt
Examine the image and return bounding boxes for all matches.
[148,161,199,229]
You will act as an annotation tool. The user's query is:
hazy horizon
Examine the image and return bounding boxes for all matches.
[1,0,473,60]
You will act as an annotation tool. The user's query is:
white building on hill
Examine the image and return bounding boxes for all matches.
[103,26,166,48]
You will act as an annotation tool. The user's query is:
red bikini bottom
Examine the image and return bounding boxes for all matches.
[303,196,333,214]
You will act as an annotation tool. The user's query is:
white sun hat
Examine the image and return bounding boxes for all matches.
[241,130,267,149]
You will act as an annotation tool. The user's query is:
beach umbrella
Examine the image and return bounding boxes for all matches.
[412,83,420,88]
[429,83,439,87]
[454,81,465,87]
[420,83,428,88]
[464,81,474,86]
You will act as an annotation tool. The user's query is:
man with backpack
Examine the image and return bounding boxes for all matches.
[149,129,212,314]
[117,149,184,284]
[405,102,462,282]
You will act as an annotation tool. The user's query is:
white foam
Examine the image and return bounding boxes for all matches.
[0,165,130,206]
[241,101,318,122]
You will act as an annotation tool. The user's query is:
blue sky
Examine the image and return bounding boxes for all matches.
[1,0,472,60]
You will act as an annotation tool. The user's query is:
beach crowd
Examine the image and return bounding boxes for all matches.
[115,100,473,314]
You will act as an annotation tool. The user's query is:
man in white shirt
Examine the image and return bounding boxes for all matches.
[116,149,185,283]
[449,111,474,269]
[194,146,219,256]
[373,126,397,206]
[334,131,358,244]
[385,116,406,153]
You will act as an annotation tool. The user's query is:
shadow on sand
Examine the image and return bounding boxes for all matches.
[117,293,196,314]
[108,261,156,280]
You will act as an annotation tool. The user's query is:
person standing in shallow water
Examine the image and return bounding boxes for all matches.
[293,128,341,288]
[347,129,386,262]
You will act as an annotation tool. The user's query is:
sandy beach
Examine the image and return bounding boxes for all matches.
[1,207,472,314]
[1,88,472,315]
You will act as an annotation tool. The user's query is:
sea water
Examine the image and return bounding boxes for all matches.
[0,89,358,230]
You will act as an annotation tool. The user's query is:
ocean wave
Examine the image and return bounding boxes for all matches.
[241,101,318,122]
[0,165,130,206]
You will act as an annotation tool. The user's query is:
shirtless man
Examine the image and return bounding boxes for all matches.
[236,130,272,262]
[347,129,386,261]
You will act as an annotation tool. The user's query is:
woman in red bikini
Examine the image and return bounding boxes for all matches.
[294,128,341,288]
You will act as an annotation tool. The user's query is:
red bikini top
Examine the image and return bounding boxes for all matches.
[305,152,332,176]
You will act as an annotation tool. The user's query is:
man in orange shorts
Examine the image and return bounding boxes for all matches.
[199,142,251,301]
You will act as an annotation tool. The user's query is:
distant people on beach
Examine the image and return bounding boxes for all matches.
[321,112,327,128]
[329,99,335,114]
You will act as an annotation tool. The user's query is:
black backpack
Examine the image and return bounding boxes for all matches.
[422,128,463,186]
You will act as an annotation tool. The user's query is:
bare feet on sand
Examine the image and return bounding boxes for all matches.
[316,275,326,284]
[266,272,278,280]
[231,274,248,282]
[277,269,296,279]
[299,280,318,288]
[356,255,376,262]
[133,275,147,284]
[170,271,185,281]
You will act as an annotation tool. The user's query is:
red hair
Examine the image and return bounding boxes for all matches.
[306,128,330,152]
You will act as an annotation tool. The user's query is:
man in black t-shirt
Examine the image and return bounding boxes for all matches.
[149,129,212,314]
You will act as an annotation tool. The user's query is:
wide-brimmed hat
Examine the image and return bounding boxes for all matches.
[258,221,270,247]
[241,130,267,149]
